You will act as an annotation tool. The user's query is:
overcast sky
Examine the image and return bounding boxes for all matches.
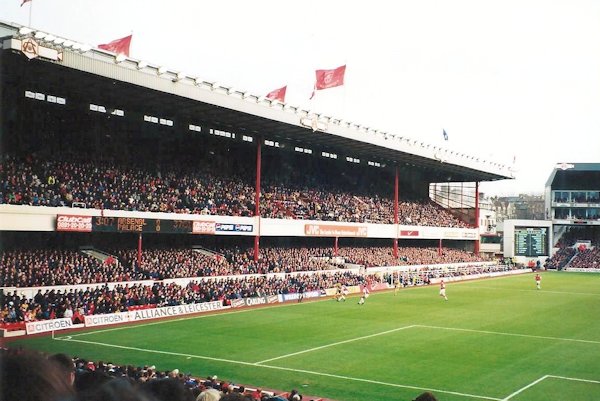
[3,0,600,197]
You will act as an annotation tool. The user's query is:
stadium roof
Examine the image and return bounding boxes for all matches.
[545,162,600,189]
[1,21,514,184]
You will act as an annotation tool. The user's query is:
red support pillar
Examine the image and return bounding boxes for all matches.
[393,166,399,258]
[137,233,142,267]
[334,237,339,256]
[254,141,262,262]
[475,182,480,256]
[460,182,464,220]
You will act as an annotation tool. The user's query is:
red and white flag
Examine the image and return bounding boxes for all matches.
[266,85,287,102]
[21,0,31,6]
[98,34,132,57]
[310,64,346,99]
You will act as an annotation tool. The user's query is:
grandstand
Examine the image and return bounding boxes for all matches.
[9,20,598,401]
[544,164,600,271]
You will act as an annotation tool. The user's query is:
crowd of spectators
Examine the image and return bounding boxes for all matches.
[536,244,600,270]
[0,272,374,324]
[1,347,441,401]
[548,227,600,269]
[1,348,309,401]
[1,245,483,287]
[544,248,575,270]
[568,247,600,269]
[553,227,600,248]
[114,246,333,280]
[339,246,484,267]
[387,263,517,287]
[0,156,255,216]
[1,155,470,226]
[0,249,141,287]
[0,259,512,326]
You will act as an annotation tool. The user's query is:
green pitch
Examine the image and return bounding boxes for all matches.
[8,272,600,401]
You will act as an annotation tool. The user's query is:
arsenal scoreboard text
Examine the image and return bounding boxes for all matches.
[93,217,193,233]
[55,215,250,235]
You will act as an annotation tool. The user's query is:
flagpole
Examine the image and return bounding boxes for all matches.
[341,73,347,119]
[342,59,347,119]
[308,63,316,116]
[28,0,32,27]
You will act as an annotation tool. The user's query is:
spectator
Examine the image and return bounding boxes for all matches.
[221,393,253,401]
[1,349,74,401]
[197,384,222,401]
[413,392,438,401]
[142,378,195,401]
[287,389,302,401]
[49,353,76,387]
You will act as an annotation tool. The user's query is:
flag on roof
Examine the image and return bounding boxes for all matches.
[98,34,132,57]
[21,0,31,6]
[310,64,346,99]
[443,129,448,141]
[266,86,287,103]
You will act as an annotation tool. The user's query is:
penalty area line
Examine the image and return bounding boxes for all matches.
[501,374,600,400]
[415,325,600,345]
[546,375,600,384]
[57,336,500,401]
[255,325,416,364]
[501,376,549,401]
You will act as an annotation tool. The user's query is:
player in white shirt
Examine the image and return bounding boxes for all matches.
[341,285,349,301]
[439,279,448,300]
[335,284,348,302]
[358,287,370,305]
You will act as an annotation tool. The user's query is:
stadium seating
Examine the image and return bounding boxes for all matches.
[568,247,600,269]
[0,262,516,326]
[0,156,469,227]
[1,246,482,287]
[0,272,374,324]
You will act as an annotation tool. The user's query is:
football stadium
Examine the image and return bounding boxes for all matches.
[1,18,600,401]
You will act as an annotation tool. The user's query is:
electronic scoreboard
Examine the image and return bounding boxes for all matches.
[514,226,548,257]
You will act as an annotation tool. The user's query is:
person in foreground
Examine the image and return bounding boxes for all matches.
[413,391,438,401]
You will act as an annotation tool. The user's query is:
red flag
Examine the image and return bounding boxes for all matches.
[21,0,31,6]
[310,64,346,99]
[98,34,132,57]
[266,86,287,102]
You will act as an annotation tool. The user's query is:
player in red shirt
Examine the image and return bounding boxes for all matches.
[439,280,448,300]
[535,273,541,290]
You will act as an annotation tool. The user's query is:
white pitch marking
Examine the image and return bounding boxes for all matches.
[415,325,600,345]
[256,364,502,401]
[58,336,501,401]
[61,337,255,365]
[547,375,600,384]
[468,286,600,297]
[255,325,416,364]
[501,375,549,401]
[500,374,600,400]
[61,300,311,339]
[64,308,264,338]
